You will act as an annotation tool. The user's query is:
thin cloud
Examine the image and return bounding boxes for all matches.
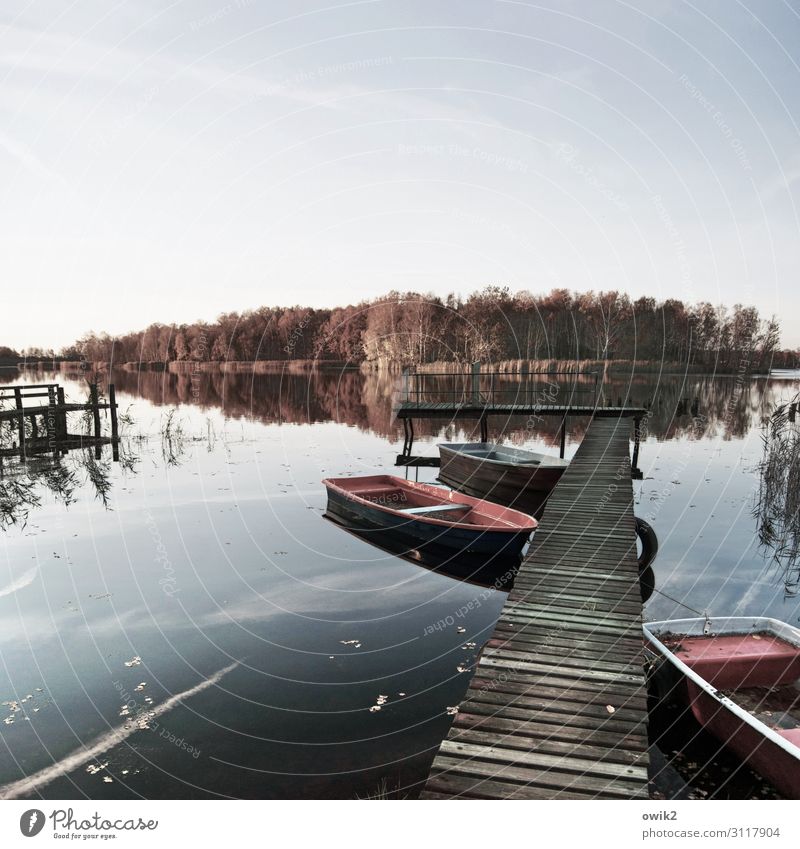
[0,661,238,800]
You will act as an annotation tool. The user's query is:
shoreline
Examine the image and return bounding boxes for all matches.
[8,357,795,378]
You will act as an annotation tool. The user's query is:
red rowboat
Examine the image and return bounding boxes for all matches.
[322,475,537,557]
[644,617,800,798]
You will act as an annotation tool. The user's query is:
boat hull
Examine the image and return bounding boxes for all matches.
[325,486,532,558]
[685,679,800,797]
[645,617,800,799]
[438,443,567,515]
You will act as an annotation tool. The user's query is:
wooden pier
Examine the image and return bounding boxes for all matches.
[0,382,119,461]
[421,416,650,799]
[395,364,647,467]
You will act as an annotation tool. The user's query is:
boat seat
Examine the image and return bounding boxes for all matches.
[679,634,800,689]
[400,504,470,516]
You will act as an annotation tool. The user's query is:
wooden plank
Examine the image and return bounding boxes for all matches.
[489,627,644,656]
[487,628,643,656]
[482,647,642,675]
[463,691,647,726]
[453,711,648,750]
[502,601,636,626]
[428,755,646,799]
[496,609,640,635]
[424,768,607,800]
[474,657,642,685]
[450,727,647,766]
[464,679,648,712]
[440,740,648,782]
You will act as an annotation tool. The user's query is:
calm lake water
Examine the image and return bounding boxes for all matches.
[1,366,799,799]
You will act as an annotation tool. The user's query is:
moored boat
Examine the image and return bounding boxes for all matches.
[322,474,537,557]
[437,442,568,515]
[644,617,800,798]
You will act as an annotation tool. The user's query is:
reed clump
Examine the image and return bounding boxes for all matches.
[753,395,800,596]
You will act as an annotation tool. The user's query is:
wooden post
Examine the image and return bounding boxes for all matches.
[559,414,567,459]
[471,362,480,405]
[13,387,25,459]
[90,383,101,440]
[56,387,67,439]
[109,384,119,461]
[632,416,642,471]
[46,386,57,453]
[30,414,38,439]
[521,361,529,403]
[404,417,415,459]
[401,368,409,404]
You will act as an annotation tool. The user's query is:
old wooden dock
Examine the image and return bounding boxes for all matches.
[421,415,650,799]
[0,382,119,460]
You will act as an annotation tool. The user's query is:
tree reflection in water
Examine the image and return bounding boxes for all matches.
[2,364,795,536]
[102,365,773,444]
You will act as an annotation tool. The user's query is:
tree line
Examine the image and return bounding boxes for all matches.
[6,287,795,371]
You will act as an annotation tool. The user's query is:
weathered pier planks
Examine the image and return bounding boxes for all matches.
[421,416,650,799]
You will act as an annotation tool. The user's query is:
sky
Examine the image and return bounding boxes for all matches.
[1,0,799,351]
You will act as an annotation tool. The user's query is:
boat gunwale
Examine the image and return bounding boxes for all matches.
[438,442,569,470]
[644,616,800,763]
[322,475,537,532]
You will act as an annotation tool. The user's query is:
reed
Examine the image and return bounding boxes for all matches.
[753,394,800,596]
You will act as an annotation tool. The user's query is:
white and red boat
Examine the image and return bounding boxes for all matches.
[644,617,800,798]
[438,442,568,515]
[323,475,537,558]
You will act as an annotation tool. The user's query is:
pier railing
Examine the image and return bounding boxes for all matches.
[399,364,600,409]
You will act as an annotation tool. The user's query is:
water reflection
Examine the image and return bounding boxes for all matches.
[1,365,799,800]
[325,518,520,590]
[4,366,785,444]
[0,446,131,529]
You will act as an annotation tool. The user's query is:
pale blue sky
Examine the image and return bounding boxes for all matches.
[2,0,799,350]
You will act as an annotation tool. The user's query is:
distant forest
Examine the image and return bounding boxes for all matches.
[5,287,795,371]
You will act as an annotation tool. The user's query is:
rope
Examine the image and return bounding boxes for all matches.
[648,585,707,617]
